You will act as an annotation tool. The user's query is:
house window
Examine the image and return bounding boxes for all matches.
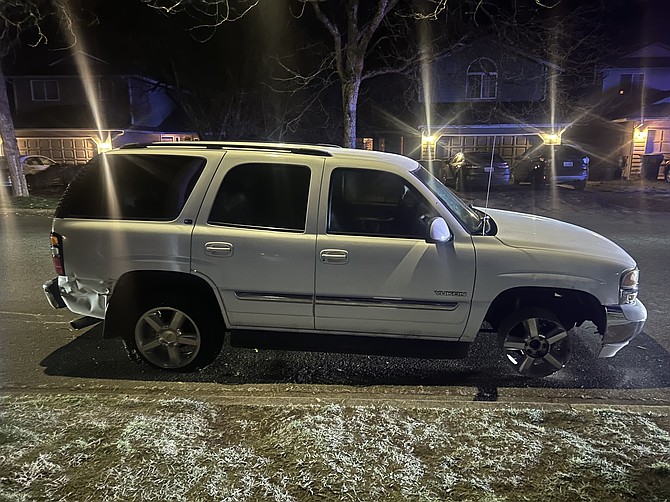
[362,138,374,150]
[97,79,115,101]
[619,73,644,95]
[30,80,60,101]
[466,58,498,100]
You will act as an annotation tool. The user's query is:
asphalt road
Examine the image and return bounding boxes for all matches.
[1,184,669,404]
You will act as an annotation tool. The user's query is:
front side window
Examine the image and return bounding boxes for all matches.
[328,168,437,239]
[466,58,498,100]
[30,80,60,101]
[55,154,206,220]
[209,163,311,232]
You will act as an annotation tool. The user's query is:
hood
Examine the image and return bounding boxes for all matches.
[482,208,636,267]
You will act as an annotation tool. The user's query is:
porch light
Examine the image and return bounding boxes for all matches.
[97,142,113,153]
[542,133,561,145]
[634,127,647,141]
[421,133,437,145]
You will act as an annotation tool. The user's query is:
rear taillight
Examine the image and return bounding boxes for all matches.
[50,232,65,275]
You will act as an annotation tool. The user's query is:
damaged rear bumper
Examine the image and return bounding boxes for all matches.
[43,276,108,319]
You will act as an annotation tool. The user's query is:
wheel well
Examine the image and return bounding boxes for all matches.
[102,271,223,339]
[484,287,605,334]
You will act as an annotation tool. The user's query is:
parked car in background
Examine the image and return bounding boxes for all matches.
[441,151,510,190]
[511,145,590,190]
[20,155,59,175]
[0,155,79,192]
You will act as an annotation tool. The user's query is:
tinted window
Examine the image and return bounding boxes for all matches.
[328,168,436,239]
[56,154,205,220]
[208,163,310,232]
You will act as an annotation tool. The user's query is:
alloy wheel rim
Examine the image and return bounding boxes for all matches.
[134,307,201,369]
[502,317,570,378]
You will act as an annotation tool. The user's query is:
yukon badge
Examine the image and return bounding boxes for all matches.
[435,290,467,297]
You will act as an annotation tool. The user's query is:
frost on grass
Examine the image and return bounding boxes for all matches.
[1,394,669,501]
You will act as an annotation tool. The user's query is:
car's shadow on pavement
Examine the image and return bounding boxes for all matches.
[40,325,670,391]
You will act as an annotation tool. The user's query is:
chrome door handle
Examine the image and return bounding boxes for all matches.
[320,249,348,264]
[205,242,233,257]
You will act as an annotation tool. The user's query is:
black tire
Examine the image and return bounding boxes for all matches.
[665,166,670,183]
[123,294,224,371]
[498,307,571,378]
[573,179,587,191]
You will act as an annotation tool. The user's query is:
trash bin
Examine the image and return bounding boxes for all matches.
[641,154,663,180]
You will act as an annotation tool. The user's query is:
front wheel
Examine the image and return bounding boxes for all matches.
[498,307,571,378]
[125,296,224,371]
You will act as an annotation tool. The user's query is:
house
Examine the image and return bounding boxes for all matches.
[4,51,197,164]
[599,42,670,178]
[418,39,577,163]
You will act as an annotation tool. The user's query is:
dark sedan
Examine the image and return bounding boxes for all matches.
[441,151,511,190]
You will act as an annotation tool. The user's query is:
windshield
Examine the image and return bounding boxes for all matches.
[412,166,482,232]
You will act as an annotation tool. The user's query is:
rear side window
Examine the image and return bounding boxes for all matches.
[55,154,206,220]
[208,163,311,232]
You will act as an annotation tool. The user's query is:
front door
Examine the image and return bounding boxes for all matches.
[315,166,476,338]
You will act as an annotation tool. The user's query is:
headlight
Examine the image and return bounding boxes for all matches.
[620,268,639,304]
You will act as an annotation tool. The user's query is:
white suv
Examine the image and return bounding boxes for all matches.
[43,142,646,378]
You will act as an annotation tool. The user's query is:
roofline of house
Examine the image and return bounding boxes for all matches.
[419,123,571,134]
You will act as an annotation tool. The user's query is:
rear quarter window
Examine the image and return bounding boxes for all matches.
[55,154,206,220]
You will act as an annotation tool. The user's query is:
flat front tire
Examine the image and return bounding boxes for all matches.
[498,307,571,378]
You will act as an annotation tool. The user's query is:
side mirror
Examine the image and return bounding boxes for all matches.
[427,217,453,243]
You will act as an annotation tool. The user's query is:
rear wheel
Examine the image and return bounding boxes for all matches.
[498,307,571,378]
[573,179,587,191]
[124,295,224,371]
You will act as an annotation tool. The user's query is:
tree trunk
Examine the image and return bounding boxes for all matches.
[341,78,361,148]
[0,64,28,196]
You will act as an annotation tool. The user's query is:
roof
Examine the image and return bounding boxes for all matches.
[432,38,562,72]
[605,43,670,69]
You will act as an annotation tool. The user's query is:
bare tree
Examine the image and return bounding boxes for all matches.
[143,0,603,148]
[0,1,72,196]
[143,0,455,147]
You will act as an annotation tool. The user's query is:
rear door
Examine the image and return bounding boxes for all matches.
[191,151,324,330]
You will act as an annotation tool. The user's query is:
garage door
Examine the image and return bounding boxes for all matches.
[647,128,670,154]
[18,137,97,165]
[436,135,535,161]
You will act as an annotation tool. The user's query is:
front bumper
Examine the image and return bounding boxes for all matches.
[599,300,647,358]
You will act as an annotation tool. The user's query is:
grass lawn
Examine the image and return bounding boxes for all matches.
[1,393,669,501]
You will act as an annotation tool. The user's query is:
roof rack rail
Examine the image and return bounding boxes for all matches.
[118,141,334,157]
